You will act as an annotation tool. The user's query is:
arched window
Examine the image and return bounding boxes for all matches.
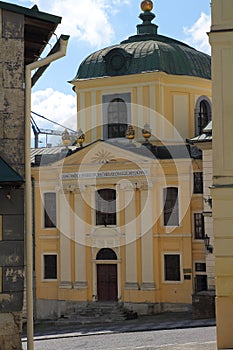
[163,187,179,226]
[96,248,117,260]
[108,98,127,138]
[195,97,212,136]
[96,189,116,226]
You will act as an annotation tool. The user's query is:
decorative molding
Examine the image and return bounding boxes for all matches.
[153,233,192,238]
[141,282,156,290]
[91,149,115,164]
[62,184,76,193]
[119,182,136,191]
[124,282,139,290]
[39,235,59,240]
[138,181,153,190]
[90,238,121,249]
[91,226,121,236]
[74,281,88,289]
[90,228,121,248]
[203,211,212,217]
[59,281,72,289]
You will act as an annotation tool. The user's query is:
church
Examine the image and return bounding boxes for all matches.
[31,1,212,319]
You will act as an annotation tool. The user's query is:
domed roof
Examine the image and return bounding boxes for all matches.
[73,3,211,81]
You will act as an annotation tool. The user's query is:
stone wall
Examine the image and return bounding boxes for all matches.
[192,291,215,320]
[0,8,25,350]
[0,8,25,177]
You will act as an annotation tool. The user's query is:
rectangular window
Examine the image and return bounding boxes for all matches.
[102,93,131,140]
[194,213,205,239]
[96,189,116,226]
[163,187,179,226]
[195,262,206,272]
[44,192,56,228]
[195,275,207,293]
[164,254,181,281]
[193,172,203,194]
[43,254,57,279]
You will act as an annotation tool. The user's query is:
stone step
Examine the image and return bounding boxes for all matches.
[61,302,137,324]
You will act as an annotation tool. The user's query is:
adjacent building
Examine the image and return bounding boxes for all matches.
[0,1,64,348]
[209,0,233,348]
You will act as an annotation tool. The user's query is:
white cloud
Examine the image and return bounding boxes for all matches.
[183,13,211,55]
[27,0,131,48]
[32,88,77,131]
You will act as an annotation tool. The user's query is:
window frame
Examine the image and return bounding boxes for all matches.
[43,192,57,229]
[194,274,208,293]
[163,253,182,283]
[195,262,206,272]
[96,188,117,226]
[194,96,212,136]
[107,98,128,139]
[42,253,58,281]
[194,212,205,239]
[163,187,179,227]
[102,93,131,140]
[193,172,203,194]
[194,261,207,292]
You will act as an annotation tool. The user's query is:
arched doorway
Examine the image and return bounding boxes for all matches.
[96,248,118,301]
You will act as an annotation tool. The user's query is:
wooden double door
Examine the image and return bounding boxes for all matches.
[97,264,118,301]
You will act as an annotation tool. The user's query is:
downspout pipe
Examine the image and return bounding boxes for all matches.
[25,34,69,350]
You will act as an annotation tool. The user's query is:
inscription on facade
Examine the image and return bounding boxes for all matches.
[61,169,150,180]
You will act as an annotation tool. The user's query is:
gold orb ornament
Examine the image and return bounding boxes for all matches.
[141,0,153,12]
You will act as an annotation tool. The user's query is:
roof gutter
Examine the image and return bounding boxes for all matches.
[31,35,69,87]
[25,34,69,350]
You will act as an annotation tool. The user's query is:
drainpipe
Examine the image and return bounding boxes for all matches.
[25,35,69,350]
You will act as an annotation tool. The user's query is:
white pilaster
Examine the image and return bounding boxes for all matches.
[140,184,155,290]
[121,182,138,289]
[74,189,87,289]
[59,192,72,288]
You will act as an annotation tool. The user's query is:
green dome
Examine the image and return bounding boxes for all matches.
[73,5,211,81]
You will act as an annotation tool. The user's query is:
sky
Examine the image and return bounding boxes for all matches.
[6,0,211,146]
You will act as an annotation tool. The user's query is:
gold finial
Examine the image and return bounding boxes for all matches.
[142,122,152,142]
[125,124,135,142]
[76,128,85,148]
[141,0,153,12]
[62,129,71,147]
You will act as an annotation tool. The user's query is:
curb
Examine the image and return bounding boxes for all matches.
[22,318,216,342]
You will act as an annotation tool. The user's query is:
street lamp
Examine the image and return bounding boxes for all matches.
[204,234,213,254]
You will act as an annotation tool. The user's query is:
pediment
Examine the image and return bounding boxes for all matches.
[57,140,153,167]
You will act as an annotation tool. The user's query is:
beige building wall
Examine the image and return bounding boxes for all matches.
[209,0,233,348]
[202,149,214,291]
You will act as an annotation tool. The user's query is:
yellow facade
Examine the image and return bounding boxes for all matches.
[75,72,211,144]
[31,2,213,319]
[32,131,208,319]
